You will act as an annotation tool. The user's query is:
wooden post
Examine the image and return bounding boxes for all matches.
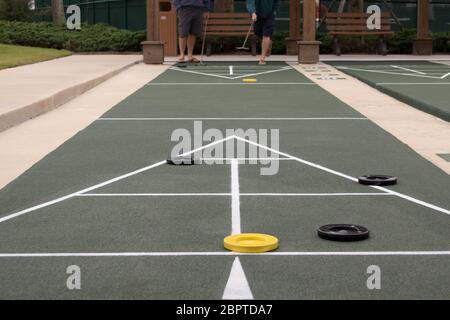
[297,0,320,63]
[413,0,432,55]
[142,0,165,64]
[146,0,155,41]
[286,0,301,55]
[303,0,315,41]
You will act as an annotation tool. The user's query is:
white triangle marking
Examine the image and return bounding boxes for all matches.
[169,66,292,80]
[222,257,254,300]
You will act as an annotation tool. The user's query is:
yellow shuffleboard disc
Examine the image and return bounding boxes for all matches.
[242,79,257,83]
[224,233,279,253]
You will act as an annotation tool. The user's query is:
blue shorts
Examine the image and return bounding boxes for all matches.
[254,16,275,38]
[178,6,204,37]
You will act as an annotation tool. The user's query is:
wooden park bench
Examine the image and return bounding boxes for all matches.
[326,12,394,55]
[204,12,257,56]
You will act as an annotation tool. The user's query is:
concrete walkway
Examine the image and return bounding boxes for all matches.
[0,62,170,190]
[0,55,142,132]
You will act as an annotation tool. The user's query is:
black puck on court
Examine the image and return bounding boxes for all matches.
[358,175,397,186]
[318,224,370,241]
[166,156,199,165]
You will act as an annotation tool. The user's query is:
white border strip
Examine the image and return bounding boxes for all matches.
[77,192,393,197]
[77,193,232,197]
[0,251,448,257]
[241,193,392,196]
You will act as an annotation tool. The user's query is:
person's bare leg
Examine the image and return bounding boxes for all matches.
[187,34,196,61]
[178,37,187,61]
[267,39,272,57]
[260,36,271,64]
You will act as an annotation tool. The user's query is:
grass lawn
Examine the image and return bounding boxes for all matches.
[0,44,71,70]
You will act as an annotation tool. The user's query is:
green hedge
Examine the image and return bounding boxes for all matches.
[0,20,146,52]
[1,20,448,54]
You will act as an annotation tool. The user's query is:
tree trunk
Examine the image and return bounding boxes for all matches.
[51,0,65,25]
[214,0,234,13]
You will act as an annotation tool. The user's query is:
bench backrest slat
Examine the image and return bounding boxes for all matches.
[326,18,391,25]
[208,19,253,25]
[206,12,250,19]
[203,12,253,36]
[326,12,392,33]
[326,12,391,18]
[206,25,252,32]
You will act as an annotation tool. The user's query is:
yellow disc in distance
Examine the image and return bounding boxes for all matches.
[242,79,257,83]
[224,233,279,253]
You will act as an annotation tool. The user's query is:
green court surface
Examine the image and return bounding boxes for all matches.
[327,61,450,122]
[0,62,449,299]
[438,154,450,162]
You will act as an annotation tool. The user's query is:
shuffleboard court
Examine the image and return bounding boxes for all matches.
[327,61,450,122]
[0,62,448,299]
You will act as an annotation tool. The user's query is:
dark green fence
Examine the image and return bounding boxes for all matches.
[34,0,147,31]
[34,0,450,33]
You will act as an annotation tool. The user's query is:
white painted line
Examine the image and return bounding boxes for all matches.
[98,117,369,121]
[390,65,427,75]
[0,251,449,257]
[233,135,450,216]
[169,67,231,79]
[234,136,361,183]
[230,66,292,79]
[229,65,234,76]
[231,159,241,235]
[4,135,449,229]
[222,257,254,300]
[78,193,232,197]
[0,135,236,224]
[336,66,442,79]
[371,186,450,216]
[0,160,166,224]
[440,71,450,79]
[76,192,393,197]
[146,82,316,86]
[241,193,393,197]
[169,66,292,80]
[377,83,450,85]
[200,158,292,161]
